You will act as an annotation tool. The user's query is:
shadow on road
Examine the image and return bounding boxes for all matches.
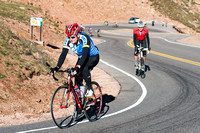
[100,94,115,117]
[69,94,115,126]
[145,65,151,72]
[135,64,151,79]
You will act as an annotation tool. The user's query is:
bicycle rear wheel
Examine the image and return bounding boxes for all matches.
[84,81,102,121]
[141,57,145,70]
[51,86,76,128]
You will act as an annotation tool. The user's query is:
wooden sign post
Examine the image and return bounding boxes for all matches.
[30,17,43,41]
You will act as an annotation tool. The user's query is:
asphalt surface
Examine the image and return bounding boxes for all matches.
[1,23,200,133]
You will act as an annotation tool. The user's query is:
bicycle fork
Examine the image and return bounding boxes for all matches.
[60,89,68,109]
[138,53,142,71]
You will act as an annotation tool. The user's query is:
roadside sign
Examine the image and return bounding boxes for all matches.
[30,17,43,26]
[30,17,43,41]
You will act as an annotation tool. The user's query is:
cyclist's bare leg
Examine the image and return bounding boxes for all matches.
[143,56,146,61]
[134,55,139,75]
[134,55,139,68]
[141,56,147,72]
[134,55,138,61]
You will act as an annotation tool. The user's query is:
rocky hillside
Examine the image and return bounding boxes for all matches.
[12,0,200,35]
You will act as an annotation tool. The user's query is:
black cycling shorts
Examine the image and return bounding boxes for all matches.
[134,39,147,57]
[76,54,99,85]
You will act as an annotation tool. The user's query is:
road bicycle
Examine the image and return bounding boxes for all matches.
[113,22,118,28]
[88,28,93,37]
[136,44,149,79]
[50,68,102,128]
[97,29,100,37]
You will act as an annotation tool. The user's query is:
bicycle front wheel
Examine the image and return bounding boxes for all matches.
[141,58,144,68]
[84,81,102,121]
[51,86,76,128]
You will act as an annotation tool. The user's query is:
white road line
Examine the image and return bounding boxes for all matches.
[100,59,147,118]
[16,59,147,133]
[156,37,200,48]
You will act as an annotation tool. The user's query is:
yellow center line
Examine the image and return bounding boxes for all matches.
[127,39,200,67]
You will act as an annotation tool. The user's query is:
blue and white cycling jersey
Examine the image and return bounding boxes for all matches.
[63,32,99,58]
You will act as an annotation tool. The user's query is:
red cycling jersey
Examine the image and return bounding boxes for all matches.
[133,27,148,41]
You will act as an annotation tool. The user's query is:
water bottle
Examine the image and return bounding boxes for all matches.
[76,89,81,97]
[74,85,81,97]
[80,84,85,98]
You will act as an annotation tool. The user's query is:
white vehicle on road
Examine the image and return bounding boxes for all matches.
[128,17,140,24]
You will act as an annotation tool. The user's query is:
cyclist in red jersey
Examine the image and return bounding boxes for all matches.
[133,21,151,75]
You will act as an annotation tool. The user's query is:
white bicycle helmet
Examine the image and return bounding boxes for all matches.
[137,21,144,28]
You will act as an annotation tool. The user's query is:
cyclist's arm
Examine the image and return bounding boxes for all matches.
[146,33,150,49]
[56,48,69,68]
[133,33,137,47]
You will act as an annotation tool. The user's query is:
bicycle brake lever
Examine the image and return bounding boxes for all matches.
[66,68,71,73]
[52,72,58,81]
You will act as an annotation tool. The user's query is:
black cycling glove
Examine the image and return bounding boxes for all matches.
[148,47,151,51]
[50,66,59,73]
[75,67,80,74]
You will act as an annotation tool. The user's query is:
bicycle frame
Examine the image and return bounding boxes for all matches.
[60,88,68,109]
[68,74,83,109]
[137,44,144,71]
[65,73,101,114]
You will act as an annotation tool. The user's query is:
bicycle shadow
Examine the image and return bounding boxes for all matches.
[72,94,115,124]
[145,65,151,72]
[101,94,115,115]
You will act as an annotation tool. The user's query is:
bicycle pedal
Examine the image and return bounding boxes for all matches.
[77,108,82,114]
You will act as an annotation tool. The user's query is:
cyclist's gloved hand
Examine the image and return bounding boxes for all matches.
[50,66,59,73]
[74,67,79,73]
[148,47,151,51]
[74,67,80,73]
[74,65,81,74]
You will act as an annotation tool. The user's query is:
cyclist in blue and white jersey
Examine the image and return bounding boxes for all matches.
[51,23,99,97]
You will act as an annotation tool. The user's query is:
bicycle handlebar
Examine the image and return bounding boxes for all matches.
[50,68,75,81]
[137,47,150,55]
[52,72,58,81]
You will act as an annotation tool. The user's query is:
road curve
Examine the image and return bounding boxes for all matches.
[1,24,200,133]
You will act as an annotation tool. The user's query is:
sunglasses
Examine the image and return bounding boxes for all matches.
[68,36,76,39]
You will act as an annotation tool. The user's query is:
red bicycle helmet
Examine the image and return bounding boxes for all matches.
[65,23,80,36]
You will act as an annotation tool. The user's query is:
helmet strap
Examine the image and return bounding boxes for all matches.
[77,33,80,38]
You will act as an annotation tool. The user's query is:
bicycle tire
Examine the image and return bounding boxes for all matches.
[141,73,146,79]
[51,86,76,128]
[137,57,141,70]
[141,58,144,67]
[84,81,102,122]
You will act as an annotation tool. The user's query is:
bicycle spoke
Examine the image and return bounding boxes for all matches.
[51,87,76,128]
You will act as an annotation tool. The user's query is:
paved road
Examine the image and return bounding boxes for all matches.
[1,24,200,133]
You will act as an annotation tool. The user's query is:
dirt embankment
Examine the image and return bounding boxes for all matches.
[0,16,120,127]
